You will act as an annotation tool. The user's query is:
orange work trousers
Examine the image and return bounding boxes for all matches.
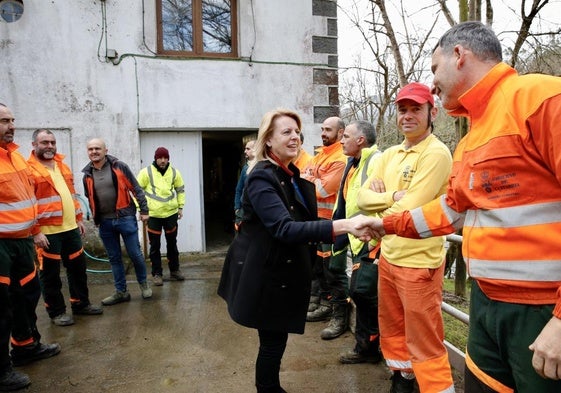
[378,255,454,393]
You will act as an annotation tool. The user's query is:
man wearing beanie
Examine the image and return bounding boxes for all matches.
[137,147,186,286]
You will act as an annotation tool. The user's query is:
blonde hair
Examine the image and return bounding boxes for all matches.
[248,108,302,173]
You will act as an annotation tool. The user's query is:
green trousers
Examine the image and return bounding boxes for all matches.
[466,281,561,392]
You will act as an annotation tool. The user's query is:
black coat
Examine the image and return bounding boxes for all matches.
[218,160,333,334]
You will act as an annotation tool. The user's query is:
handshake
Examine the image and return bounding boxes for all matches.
[334,214,385,242]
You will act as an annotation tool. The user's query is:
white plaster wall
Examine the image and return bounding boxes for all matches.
[0,0,333,250]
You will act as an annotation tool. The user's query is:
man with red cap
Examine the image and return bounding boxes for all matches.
[356,82,455,393]
[137,147,185,286]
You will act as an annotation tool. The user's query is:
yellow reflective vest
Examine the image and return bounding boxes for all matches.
[137,163,185,218]
[332,146,382,256]
[27,152,82,228]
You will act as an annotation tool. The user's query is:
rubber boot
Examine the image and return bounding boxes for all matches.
[320,302,349,340]
[390,371,416,393]
[307,295,320,313]
[306,299,332,322]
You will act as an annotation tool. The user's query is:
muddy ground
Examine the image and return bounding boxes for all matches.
[18,252,463,393]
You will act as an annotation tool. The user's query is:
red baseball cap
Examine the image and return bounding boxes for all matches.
[395,82,434,106]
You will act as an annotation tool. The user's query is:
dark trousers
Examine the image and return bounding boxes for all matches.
[38,228,90,317]
[256,329,288,389]
[349,245,380,354]
[0,238,41,372]
[466,281,561,392]
[352,284,380,354]
[310,246,329,300]
[326,249,350,304]
[465,367,497,393]
[147,214,179,276]
[310,243,348,304]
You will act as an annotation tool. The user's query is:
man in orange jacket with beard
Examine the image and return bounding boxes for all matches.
[0,104,61,392]
[28,129,103,326]
[302,117,348,339]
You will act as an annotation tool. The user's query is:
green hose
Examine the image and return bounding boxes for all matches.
[77,194,112,274]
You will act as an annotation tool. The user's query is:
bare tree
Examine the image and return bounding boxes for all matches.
[508,0,555,68]
[338,0,439,147]
[340,0,561,120]
[339,0,561,298]
[516,35,561,75]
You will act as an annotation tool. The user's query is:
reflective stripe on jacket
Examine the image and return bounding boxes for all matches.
[0,143,39,238]
[302,143,346,219]
[27,152,82,228]
[332,146,382,256]
[383,63,561,314]
[137,163,185,218]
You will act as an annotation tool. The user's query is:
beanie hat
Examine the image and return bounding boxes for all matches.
[395,82,434,106]
[154,147,170,160]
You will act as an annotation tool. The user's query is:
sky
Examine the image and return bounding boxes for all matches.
[337,0,561,72]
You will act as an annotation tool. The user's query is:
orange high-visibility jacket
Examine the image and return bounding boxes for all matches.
[27,152,82,229]
[293,148,313,172]
[0,143,39,238]
[383,63,561,317]
[82,154,149,225]
[302,143,346,219]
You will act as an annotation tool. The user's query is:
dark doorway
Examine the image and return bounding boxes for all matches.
[202,131,256,252]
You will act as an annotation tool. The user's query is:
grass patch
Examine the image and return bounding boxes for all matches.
[443,278,470,352]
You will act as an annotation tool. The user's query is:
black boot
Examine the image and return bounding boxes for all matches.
[307,295,320,313]
[306,299,332,322]
[0,368,31,391]
[320,302,349,340]
[339,347,383,364]
[390,371,416,393]
[10,342,61,367]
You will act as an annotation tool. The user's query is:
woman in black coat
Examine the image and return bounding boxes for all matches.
[218,109,371,393]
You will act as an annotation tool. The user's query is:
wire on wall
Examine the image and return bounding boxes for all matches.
[141,0,157,55]
[96,0,108,63]
[248,0,256,64]
[133,56,140,129]
[96,0,334,69]
[95,0,336,127]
